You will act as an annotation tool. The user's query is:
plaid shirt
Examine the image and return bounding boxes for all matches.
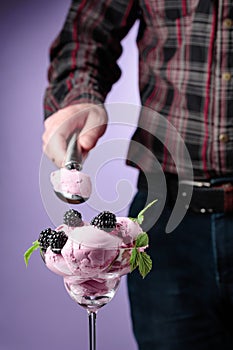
[44,0,233,179]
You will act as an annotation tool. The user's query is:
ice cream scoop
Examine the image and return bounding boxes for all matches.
[52,132,92,204]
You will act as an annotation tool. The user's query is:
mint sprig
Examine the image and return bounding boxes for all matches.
[24,240,40,267]
[129,200,156,278]
[130,199,157,225]
[130,233,152,278]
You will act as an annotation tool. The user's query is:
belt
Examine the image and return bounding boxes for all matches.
[175,180,233,214]
[138,172,233,214]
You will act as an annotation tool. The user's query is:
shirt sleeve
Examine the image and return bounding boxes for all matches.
[44,0,139,119]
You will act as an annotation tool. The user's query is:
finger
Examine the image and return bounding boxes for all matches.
[43,133,67,168]
[79,109,107,151]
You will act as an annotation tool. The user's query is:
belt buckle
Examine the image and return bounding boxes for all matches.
[179,180,211,188]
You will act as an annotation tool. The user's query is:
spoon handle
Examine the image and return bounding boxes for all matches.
[65,132,83,170]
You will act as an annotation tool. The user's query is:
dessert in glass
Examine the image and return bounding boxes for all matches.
[25,203,155,350]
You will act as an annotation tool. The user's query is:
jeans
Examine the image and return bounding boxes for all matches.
[127,190,233,350]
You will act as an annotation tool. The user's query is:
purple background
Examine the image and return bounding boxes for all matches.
[1,1,141,349]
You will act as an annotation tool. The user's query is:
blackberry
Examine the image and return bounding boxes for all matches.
[50,231,68,254]
[63,209,83,227]
[38,228,55,252]
[91,211,116,232]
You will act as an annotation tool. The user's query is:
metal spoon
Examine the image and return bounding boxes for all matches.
[54,132,88,204]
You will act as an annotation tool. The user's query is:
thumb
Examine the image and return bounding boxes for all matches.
[79,107,108,152]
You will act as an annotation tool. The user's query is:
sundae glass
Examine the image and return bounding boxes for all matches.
[24,202,155,350]
[63,245,134,350]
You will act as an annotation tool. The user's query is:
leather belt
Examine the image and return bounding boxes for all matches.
[176,180,233,214]
[138,172,233,214]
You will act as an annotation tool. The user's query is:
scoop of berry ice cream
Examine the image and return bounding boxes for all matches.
[61,226,121,277]
[45,247,72,276]
[50,168,92,199]
[112,217,143,246]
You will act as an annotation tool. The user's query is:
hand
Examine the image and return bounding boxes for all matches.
[42,103,108,168]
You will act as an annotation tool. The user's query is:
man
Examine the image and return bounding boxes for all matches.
[43,1,233,349]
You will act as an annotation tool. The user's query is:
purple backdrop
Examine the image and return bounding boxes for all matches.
[1,1,140,349]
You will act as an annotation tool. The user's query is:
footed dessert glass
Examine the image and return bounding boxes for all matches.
[63,246,132,350]
[24,204,155,350]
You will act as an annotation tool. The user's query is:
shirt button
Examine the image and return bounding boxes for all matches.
[219,133,229,143]
[223,18,233,28]
[222,72,232,81]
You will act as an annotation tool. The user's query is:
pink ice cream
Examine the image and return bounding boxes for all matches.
[50,168,92,199]
[43,216,143,278]
[45,247,73,276]
[64,275,121,304]
[61,226,122,277]
[111,217,143,245]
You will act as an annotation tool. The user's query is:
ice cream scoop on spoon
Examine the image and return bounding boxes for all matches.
[50,132,92,204]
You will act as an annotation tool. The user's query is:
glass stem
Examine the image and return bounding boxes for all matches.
[88,311,97,350]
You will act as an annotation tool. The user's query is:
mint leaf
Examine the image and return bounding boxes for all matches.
[135,233,149,248]
[130,248,140,272]
[24,240,40,267]
[138,252,152,278]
